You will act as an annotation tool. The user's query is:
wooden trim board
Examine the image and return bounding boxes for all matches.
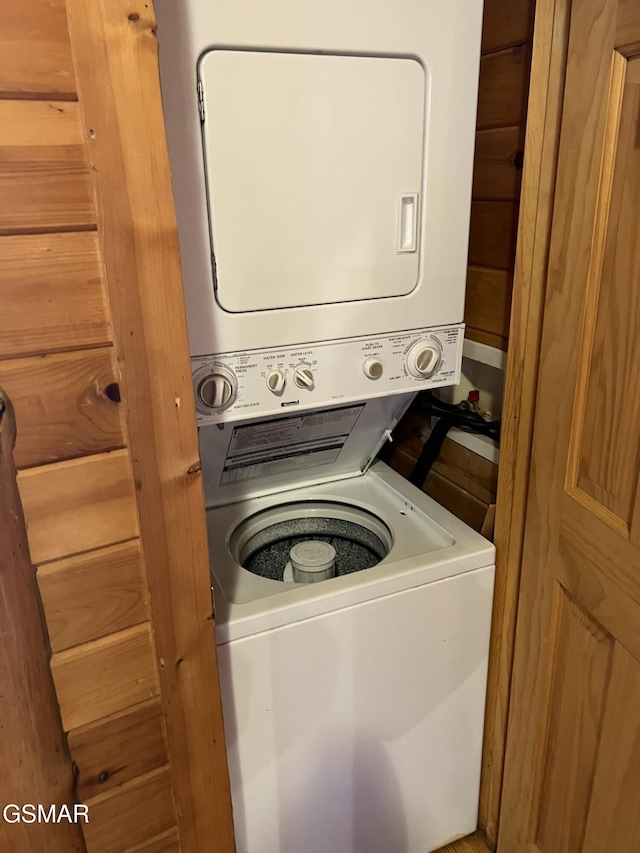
[64,2,236,849]
[478,0,572,843]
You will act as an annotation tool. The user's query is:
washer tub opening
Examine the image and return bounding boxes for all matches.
[229,500,393,583]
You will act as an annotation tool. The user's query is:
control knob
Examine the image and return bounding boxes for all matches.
[294,365,315,389]
[266,370,286,395]
[363,358,384,380]
[194,365,237,413]
[406,340,442,379]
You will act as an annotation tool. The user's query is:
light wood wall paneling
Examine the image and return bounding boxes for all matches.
[51,623,159,731]
[482,0,536,53]
[124,829,181,853]
[0,100,95,234]
[0,348,124,469]
[68,698,167,800]
[82,766,175,853]
[477,45,532,131]
[478,0,572,842]
[391,413,498,504]
[468,201,519,270]
[387,445,491,532]
[473,127,524,200]
[0,232,110,360]
[0,0,75,99]
[465,267,513,340]
[464,327,508,351]
[17,449,139,565]
[0,389,85,853]
[465,4,534,351]
[38,539,148,652]
[426,470,491,532]
[432,443,498,506]
[65,2,236,849]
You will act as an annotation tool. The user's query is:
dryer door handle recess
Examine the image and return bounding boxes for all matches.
[397,193,419,253]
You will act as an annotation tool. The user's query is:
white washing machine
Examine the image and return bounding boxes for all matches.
[201,394,495,853]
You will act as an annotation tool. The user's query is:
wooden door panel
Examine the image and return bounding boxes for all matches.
[617,0,640,47]
[558,509,640,660]
[499,0,640,849]
[581,644,640,852]
[535,592,613,853]
[571,54,640,527]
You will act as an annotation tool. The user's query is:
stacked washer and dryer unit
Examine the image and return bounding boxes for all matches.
[155,1,494,851]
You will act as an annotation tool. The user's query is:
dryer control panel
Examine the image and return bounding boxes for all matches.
[192,324,464,424]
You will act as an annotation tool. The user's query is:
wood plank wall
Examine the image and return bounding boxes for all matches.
[0,2,234,851]
[0,391,85,852]
[465,0,536,351]
[384,411,499,532]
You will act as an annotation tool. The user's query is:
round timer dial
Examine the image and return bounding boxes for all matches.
[194,365,238,413]
[406,340,443,379]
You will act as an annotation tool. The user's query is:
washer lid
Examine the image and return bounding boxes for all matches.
[199,392,414,507]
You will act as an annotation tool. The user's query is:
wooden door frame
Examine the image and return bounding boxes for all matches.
[478,0,573,843]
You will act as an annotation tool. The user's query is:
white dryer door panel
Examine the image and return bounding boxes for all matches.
[200,51,425,312]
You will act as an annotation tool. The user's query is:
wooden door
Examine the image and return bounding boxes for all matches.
[499,0,640,850]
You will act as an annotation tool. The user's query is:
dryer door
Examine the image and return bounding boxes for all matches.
[200,50,425,313]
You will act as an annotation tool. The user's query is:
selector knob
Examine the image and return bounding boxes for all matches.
[195,366,238,413]
[406,340,443,379]
[363,358,384,380]
[294,366,315,389]
[266,370,286,395]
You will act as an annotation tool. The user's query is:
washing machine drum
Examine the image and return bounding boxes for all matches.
[231,500,393,582]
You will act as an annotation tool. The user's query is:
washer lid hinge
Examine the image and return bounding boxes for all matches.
[197,80,205,122]
[362,429,394,474]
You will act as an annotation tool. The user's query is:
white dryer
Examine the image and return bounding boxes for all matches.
[203,396,495,853]
[155,0,483,360]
